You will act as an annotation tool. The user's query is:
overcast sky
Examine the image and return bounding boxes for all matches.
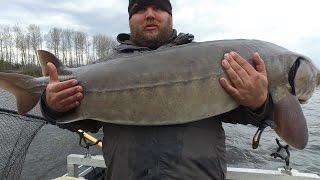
[1,0,319,66]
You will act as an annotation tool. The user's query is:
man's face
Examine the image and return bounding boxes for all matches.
[129,5,173,49]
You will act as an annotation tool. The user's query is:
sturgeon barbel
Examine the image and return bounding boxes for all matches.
[0,39,318,149]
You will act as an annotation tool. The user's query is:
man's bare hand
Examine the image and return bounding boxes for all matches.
[46,62,83,112]
[219,52,268,110]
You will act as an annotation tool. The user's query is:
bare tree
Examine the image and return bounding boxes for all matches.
[93,34,117,60]
[60,29,68,64]
[73,31,87,66]
[80,32,88,65]
[0,23,117,69]
[92,35,98,61]
[73,32,79,66]
[46,27,61,58]
[0,25,14,66]
[85,36,91,64]
[3,26,14,63]
[91,35,96,62]
[0,26,3,60]
[26,34,31,64]
[65,30,73,67]
[27,24,42,65]
[13,25,27,65]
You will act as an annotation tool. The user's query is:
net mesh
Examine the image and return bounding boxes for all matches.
[0,109,46,180]
[0,88,47,180]
[0,87,103,179]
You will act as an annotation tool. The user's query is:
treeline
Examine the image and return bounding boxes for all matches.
[0,24,117,71]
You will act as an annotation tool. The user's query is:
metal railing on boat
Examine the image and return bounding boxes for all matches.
[54,154,320,180]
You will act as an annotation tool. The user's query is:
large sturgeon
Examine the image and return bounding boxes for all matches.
[0,39,318,149]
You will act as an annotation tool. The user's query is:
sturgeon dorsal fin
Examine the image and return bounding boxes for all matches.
[37,50,71,76]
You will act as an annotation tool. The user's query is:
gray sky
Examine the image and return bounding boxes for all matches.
[1,0,319,66]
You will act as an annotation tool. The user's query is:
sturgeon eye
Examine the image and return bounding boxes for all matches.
[294,58,317,103]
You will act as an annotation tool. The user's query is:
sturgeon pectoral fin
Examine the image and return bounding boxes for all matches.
[274,94,308,150]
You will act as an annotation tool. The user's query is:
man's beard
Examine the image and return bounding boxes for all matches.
[130,18,173,49]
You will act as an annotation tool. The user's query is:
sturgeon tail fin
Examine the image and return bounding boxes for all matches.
[274,94,308,150]
[0,72,43,114]
[37,50,72,76]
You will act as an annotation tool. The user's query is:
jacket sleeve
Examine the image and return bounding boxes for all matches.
[40,91,103,133]
[219,94,273,127]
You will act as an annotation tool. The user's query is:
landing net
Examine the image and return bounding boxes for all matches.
[0,107,46,180]
[0,86,48,179]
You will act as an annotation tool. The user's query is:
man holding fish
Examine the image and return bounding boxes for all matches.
[41,0,272,179]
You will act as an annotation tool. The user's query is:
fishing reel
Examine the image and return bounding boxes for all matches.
[77,129,103,157]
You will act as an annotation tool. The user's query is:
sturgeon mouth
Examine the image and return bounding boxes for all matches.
[288,57,300,96]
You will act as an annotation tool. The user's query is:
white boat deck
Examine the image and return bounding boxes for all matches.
[54,154,320,180]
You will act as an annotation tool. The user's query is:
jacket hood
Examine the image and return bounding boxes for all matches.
[115,29,194,53]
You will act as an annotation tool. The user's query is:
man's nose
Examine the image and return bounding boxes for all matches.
[145,7,156,19]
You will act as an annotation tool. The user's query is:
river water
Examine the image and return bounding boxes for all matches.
[0,89,319,179]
